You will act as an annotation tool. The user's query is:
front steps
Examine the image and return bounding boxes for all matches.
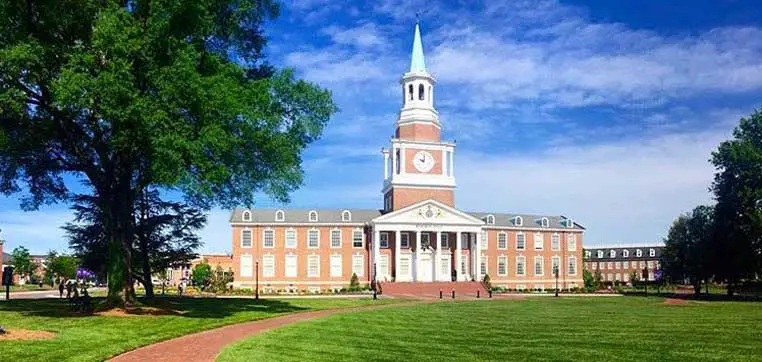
[381,281,488,299]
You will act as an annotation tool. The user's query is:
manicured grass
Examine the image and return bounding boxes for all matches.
[0,296,399,362]
[219,296,762,362]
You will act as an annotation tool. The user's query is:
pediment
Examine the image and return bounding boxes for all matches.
[372,199,484,226]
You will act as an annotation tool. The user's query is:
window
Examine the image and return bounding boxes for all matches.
[308,255,320,277]
[421,233,431,248]
[408,84,413,100]
[535,256,544,276]
[418,84,424,100]
[481,231,487,249]
[331,229,341,248]
[516,256,526,276]
[591,262,598,269]
[597,250,604,258]
[636,249,643,257]
[486,215,495,225]
[565,218,574,228]
[585,250,591,258]
[240,255,253,277]
[263,229,274,248]
[379,255,389,277]
[263,255,275,277]
[400,257,410,278]
[285,229,297,248]
[275,210,284,221]
[498,232,507,249]
[610,250,616,258]
[615,273,621,281]
[480,256,488,277]
[460,255,468,275]
[514,216,523,226]
[567,234,577,251]
[600,262,606,270]
[623,249,629,258]
[534,232,544,250]
[285,255,297,277]
[623,261,629,269]
[241,229,252,247]
[541,217,550,228]
[341,210,351,222]
[647,261,654,269]
[330,255,342,277]
[640,261,646,269]
[498,256,508,276]
[352,254,364,277]
[608,262,613,269]
[380,233,389,248]
[440,256,449,277]
[401,233,410,248]
[308,229,319,248]
[615,262,621,269]
[309,210,318,222]
[551,234,560,251]
[552,256,560,275]
[516,233,526,250]
[352,230,363,248]
[649,248,656,257]
[242,210,251,222]
[441,233,449,248]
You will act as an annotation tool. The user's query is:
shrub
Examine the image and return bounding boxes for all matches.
[482,274,492,290]
[350,273,360,289]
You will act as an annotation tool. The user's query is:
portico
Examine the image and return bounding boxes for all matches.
[371,200,485,283]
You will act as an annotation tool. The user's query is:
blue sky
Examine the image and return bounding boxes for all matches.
[2,0,762,255]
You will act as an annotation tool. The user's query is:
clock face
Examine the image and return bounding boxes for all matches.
[413,151,435,172]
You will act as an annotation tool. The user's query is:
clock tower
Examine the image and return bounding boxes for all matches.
[381,21,456,212]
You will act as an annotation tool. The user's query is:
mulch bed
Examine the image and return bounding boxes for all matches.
[98,306,185,317]
[664,298,689,305]
[0,329,57,341]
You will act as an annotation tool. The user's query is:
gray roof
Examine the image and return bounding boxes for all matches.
[231,208,583,230]
[584,246,664,261]
[230,208,383,223]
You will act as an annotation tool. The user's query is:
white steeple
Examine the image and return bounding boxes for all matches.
[399,22,438,128]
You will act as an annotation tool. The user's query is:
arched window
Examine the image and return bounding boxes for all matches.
[309,210,318,222]
[275,210,285,222]
[486,215,495,225]
[408,84,413,100]
[514,216,523,226]
[242,210,251,222]
[623,250,629,257]
[609,250,616,258]
[341,210,351,222]
[541,217,550,228]
[418,84,424,100]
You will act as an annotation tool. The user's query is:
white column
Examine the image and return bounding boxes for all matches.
[449,148,454,176]
[455,231,462,282]
[415,230,421,282]
[435,231,442,281]
[382,149,389,180]
[400,145,407,175]
[395,229,401,281]
[475,231,482,281]
[442,150,447,176]
[373,228,381,283]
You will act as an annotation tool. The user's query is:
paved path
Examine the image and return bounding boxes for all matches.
[109,301,422,362]
[0,287,106,300]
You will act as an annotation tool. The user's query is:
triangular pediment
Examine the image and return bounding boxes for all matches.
[372,199,484,226]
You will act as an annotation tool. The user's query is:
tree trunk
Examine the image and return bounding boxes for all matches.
[693,281,701,295]
[140,236,154,298]
[104,182,137,306]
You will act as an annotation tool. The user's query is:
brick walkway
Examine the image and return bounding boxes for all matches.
[109,301,421,362]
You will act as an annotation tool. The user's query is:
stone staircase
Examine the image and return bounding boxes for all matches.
[380,281,488,300]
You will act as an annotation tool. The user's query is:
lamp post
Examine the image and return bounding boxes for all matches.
[255,258,259,300]
[372,262,377,300]
[553,264,559,297]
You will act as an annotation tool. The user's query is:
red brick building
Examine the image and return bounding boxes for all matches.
[230,23,586,293]
[584,246,664,284]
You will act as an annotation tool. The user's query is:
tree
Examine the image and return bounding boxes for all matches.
[45,251,79,281]
[65,189,205,298]
[191,263,212,290]
[0,0,337,305]
[208,265,233,293]
[583,269,595,289]
[10,246,37,283]
[349,272,360,290]
[662,205,714,295]
[710,110,762,295]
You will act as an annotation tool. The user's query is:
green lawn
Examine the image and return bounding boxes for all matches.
[219,296,762,362]
[0,296,398,362]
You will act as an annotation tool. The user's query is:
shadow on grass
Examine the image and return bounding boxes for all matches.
[0,296,310,319]
[621,291,762,302]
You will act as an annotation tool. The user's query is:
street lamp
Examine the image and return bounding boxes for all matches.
[372,262,377,300]
[553,264,559,297]
[255,258,259,300]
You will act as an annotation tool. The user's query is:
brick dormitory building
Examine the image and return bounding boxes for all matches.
[583,246,664,284]
[226,23,585,294]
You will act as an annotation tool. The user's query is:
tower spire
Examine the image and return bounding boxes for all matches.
[410,19,426,73]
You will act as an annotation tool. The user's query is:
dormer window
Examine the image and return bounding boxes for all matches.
[513,216,523,226]
[486,215,495,225]
[341,210,351,222]
[541,217,550,228]
[565,218,574,228]
[623,250,629,258]
[597,250,603,258]
[636,249,643,257]
[609,250,616,258]
[585,250,591,258]
[275,210,285,222]
[649,249,656,257]
[309,210,318,222]
[242,210,251,222]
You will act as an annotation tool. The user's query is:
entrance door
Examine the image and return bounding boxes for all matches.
[418,254,433,282]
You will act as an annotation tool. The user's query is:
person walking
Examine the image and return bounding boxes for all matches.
[58,278,65,299]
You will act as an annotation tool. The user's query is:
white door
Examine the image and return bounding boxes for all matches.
[440,255,451,281]
[418,254,433,282]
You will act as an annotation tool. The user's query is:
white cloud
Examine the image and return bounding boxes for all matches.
[321,23,387,48]
[0,209,72,255]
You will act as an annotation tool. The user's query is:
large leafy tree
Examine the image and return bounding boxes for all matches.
[0,1,336,305]
[662,205,714,295]
[65,189,206,298]
[45,251,80,281]
[711,110,762,295]
[10,246,38,282]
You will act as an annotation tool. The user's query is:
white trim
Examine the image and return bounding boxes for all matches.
[513,216,523,226]
[240,254,253,277]
[351,254,364,277]
[275,210,285,222]
[516,232,526,250]
[329,254,342,278]
[379,232,389,248]
[497,231,508,249]
[242,210,252,222]
[352,228,364,248]
[534,256,544,276]
[497,255,508,276]
[341,210,351,222]
[307,228,320,249]
[534,232,544,250]
[262,228,275,249]
[330,228,342,249]
[551,233,560,251]
[308,210,319,222]
[241,228,253,248]
[307,254,320,278]
[541,217,550,228]
[516,255,526,276]
[231,222,366,227]
[371,199,484,225]
[262,254,275,277]
[285,228,297,249]
[285,254,297,278]
[486,214,495,225]
[482,226,582,232]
